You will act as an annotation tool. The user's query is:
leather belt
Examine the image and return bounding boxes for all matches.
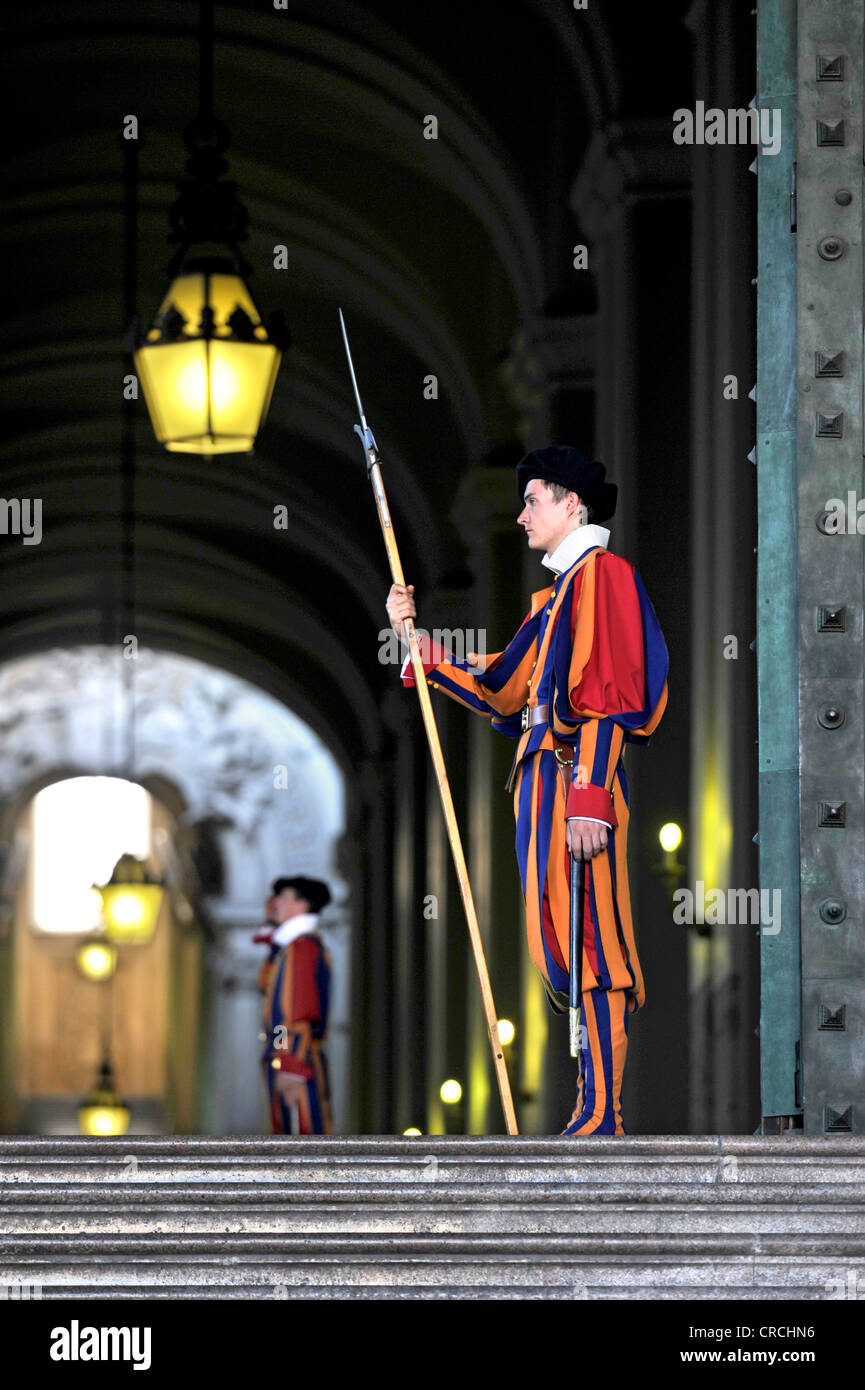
[521,702,549,732]
[506,707,574,791]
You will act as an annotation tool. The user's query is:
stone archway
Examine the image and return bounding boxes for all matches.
[0,645,350,1134]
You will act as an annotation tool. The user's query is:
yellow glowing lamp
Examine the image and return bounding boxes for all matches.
[135,260,282,455]
[78,1058,131,1137]
[98,854,164,946]
[659,822,683,853]
[497,1018,516,1046]
[440,1079,462,1104]
[403,1128,422,1137]
[75,938,118,982]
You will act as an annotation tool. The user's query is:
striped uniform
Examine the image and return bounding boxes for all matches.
[261,934,332,1135]
[404,545,668,1134]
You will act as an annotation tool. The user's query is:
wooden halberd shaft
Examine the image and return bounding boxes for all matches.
[368,454,518,1135]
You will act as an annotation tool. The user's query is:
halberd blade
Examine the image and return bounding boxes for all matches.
[339,307,367,430]
[338,308,378,460]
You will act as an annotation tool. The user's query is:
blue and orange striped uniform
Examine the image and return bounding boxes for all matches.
[404,544,668,1134]
[261,934,332,1135]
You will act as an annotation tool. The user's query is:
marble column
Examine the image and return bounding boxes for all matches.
[450,468,536,1133]
[570,118,694,1134]
[684,0,760,1135]
[352,756,395,1133]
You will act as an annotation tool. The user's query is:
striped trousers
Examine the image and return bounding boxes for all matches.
[562,986,630,1135]
[513,746,638,1135]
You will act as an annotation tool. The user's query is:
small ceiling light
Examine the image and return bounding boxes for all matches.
[440,1079,462,1104]
[78,1057,131,1137]
[75,938,118,982]
[98,854,164,946]
[497,1018,516,1046]
[659,822,683,853]
[403,1127,422,1137]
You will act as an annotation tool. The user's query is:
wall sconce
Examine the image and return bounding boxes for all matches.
[497,1018,516,1046]
[652,820,687,904]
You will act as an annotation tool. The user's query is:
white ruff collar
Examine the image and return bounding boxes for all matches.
[542,523,611,576]
[271,911,320,948]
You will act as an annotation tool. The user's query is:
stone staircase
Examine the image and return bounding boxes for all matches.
[1,1135,863,1299]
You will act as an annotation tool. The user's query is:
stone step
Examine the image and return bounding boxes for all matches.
[2,1135,865,1184]
[0,1251,858,1280]
[1,1136,863,1299]
[27,1285,828,1301]
[1,1198,864,1237]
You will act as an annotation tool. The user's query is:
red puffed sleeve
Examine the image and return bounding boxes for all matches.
[563,552,668,824]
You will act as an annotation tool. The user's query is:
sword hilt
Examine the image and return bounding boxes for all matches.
[569,1005,582,1060]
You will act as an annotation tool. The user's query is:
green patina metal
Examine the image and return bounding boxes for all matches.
[757,0,801,1123]
[793,0,864,1135]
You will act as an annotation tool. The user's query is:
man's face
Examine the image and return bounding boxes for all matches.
[517,478,584,554]
[272,886,310,924]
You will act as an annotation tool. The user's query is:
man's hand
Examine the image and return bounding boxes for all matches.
[566,818,609,860]
[386,582,416,644]
[274,1072,307,1107]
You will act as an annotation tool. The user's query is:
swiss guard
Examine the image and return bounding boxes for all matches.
[257,875,333,1135]
[386,446,668,1135]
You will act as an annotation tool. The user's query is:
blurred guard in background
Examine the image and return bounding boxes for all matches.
[258,875,333,1135]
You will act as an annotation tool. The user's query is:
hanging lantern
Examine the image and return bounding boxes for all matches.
[75,937,118,982]
[98,854,164,946]
[135,257,282,455]
[78,1057,131,1137]
[133,102,286,456]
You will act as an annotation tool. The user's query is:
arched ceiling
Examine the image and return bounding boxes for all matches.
[2,0,693,750]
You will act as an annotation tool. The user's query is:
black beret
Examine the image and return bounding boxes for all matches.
[516,445,617,522]
[271,876,332,913]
